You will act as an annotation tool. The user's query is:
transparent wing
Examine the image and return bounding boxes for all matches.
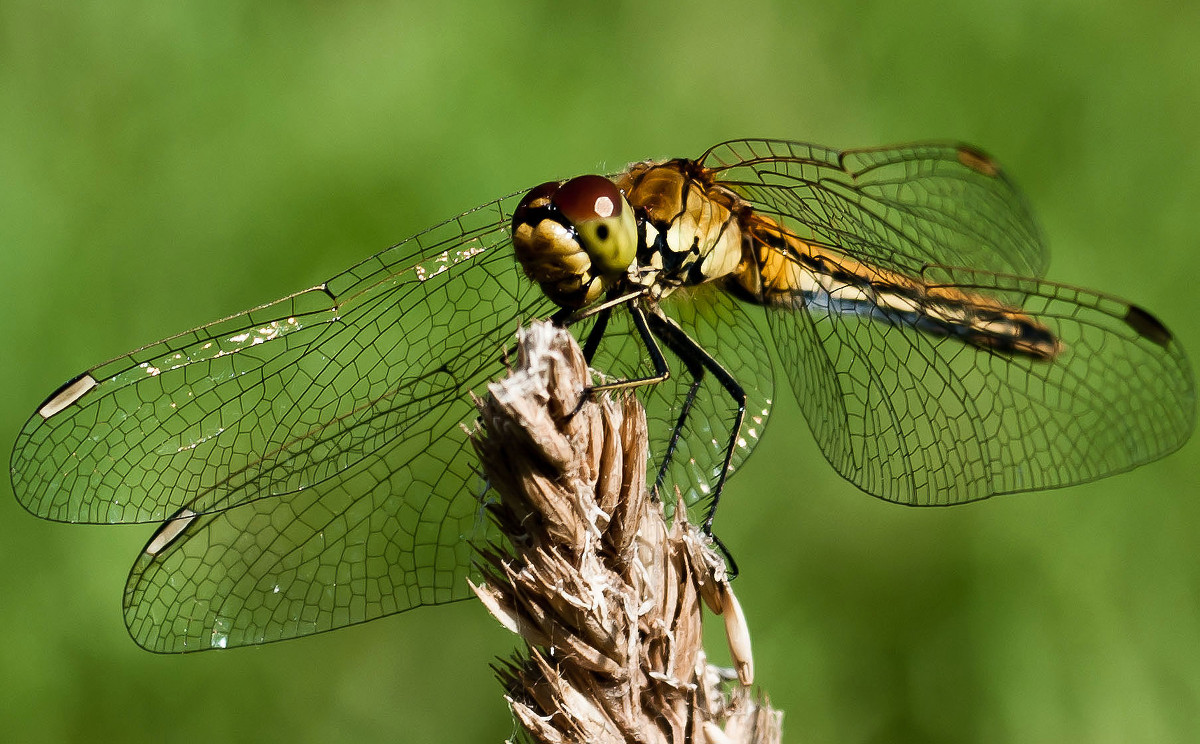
[122,411,497,652]
[12,194,550,524]
[11,193,560,651]
[701,139,1049,279]
[768,264,1195,504]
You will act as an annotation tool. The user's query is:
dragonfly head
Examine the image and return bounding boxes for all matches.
[511,175,638,308]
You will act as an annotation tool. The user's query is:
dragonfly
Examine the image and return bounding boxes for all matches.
[11,139,1195,653]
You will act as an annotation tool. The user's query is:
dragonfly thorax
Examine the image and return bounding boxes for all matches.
[615,159,746,300]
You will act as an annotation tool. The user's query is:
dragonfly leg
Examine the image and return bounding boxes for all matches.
[588,302,671,393]
[650,346,705,499]
[578,306,611,364]
[562,300,745,576]
[558,300,670,422]
[569,288,650,322]
[643,312,747,536]
[567,288,650,364]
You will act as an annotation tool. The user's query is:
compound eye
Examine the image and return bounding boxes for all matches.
[555,175,622,223]
[554,175,637,275]
[511,180,561,236]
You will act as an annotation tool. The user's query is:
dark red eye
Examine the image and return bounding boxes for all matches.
[554,175,622,224]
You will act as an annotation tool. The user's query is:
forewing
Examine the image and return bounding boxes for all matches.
[12,194,549,524]
[769,265,1195,504]
[701,139,1048,278]
[12,194,560,651]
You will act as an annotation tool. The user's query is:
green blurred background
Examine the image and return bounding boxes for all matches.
[2,1,1198,742]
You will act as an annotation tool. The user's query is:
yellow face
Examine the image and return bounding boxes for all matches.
[511,175,637,309]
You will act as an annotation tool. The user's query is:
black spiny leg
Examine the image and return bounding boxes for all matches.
[559,297,746,574]
[566,288,650,365]
[588,301,671,393]
[580,305,610,364]
[650,341,706,500]
[643,312,744,537]
[560,295,671,406]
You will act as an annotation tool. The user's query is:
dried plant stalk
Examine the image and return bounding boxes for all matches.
[469,321,781,744]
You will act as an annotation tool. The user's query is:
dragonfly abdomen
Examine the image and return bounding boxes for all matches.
[857,283,1062,360]
[735,216,1063,361]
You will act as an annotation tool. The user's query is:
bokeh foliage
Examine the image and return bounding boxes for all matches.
[2,1,1198,742]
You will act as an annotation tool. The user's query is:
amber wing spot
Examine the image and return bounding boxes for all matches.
[957,146,1001,177]
[1124,304,1174,347]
